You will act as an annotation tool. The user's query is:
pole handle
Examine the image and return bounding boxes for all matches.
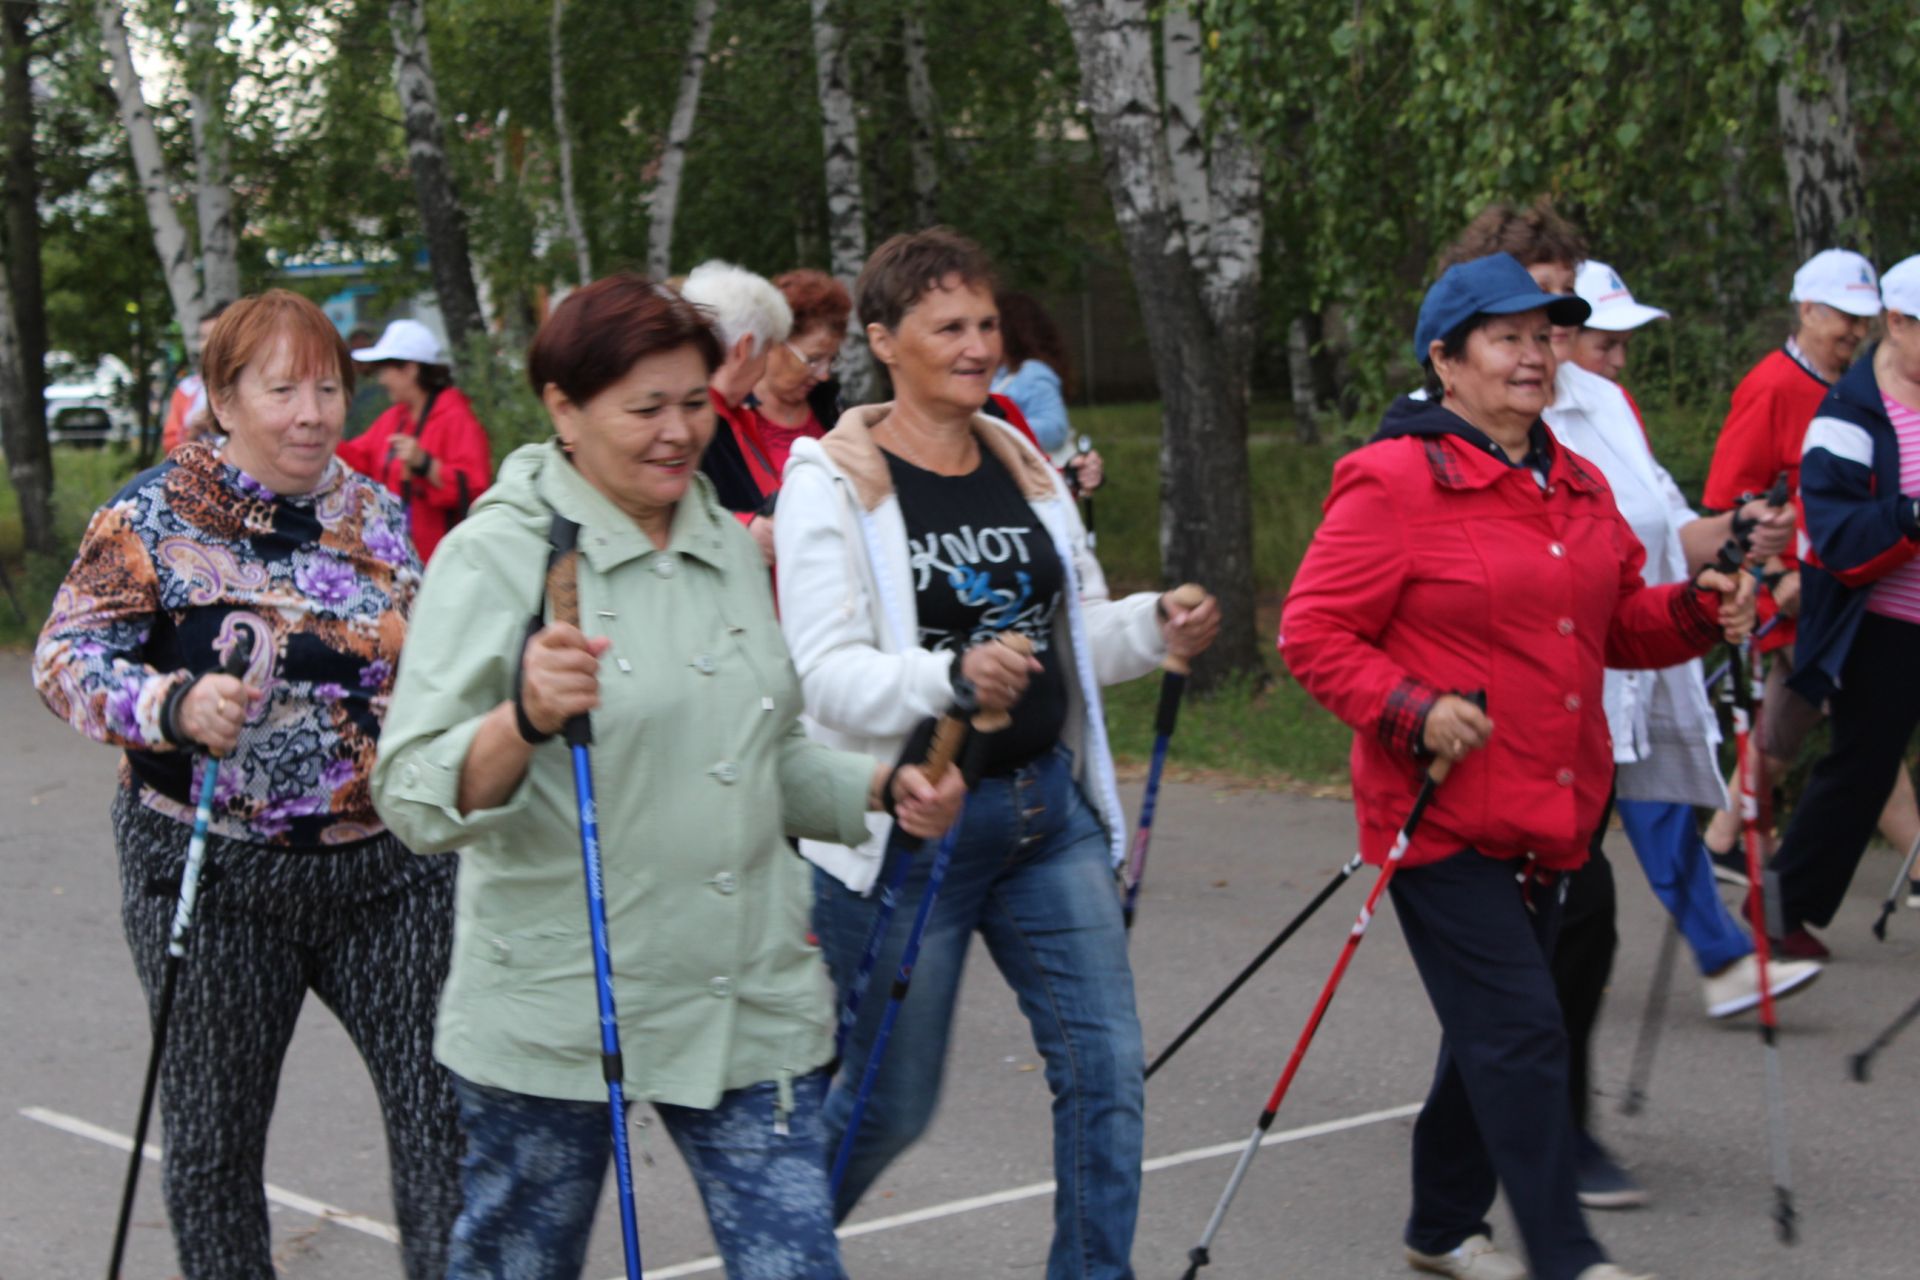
[545,524,593,748]
[971,632,1035,734]
[1160,583,1207,676]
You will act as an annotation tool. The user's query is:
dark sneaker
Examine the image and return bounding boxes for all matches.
[1906,879,1920,910]
[1772,926,1831,961]
[1575,1133,1649,1210]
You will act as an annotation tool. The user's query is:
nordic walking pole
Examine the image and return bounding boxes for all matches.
[1179,692,1483,1280]
[1715,537,1797,1246]
[1073,434,1096,549]
[1123,582,1207,928]
[1849,990,1920,1082]
[1869,828,1920,942]
[108,631,256,1280]
[1145,853,1362,1081]
[1619,923,1681,1116]
[546,522,643,1280]
[831,634,1032,1196]
[834,692,981,1063]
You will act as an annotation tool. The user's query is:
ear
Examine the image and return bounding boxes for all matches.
[866,321,896,366]
[541,383,577,444]
[730,332,757,366]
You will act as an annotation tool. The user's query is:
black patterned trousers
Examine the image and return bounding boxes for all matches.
[113,786,464,1279]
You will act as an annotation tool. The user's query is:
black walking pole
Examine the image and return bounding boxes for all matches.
[1618,923,1681,1116]
[1145,854,1362,1081]
[108,631,255,1280]
[1072,433,1096,549]
[0,555,26,623]
[546,520,643,1279]
[1849,991,1920,1082]
[1179,694,1482,1280]
[1123,583,1206,928]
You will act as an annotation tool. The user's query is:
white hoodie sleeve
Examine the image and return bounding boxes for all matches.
[775,449,954,737]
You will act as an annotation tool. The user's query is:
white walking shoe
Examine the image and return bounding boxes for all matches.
[1576,1266,1656,1280]
[1703,952,1822,1019]
[1406,1233,1527,1280]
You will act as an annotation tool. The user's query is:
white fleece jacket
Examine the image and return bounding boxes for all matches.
[774,404,1166,893]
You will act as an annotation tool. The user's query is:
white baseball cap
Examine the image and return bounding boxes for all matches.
[1574,260,1669,331]
[351,318,448,365]
[1790,248,1882,317]
[1880,255,1920,318]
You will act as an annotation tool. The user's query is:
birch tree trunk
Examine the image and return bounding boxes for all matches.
[549,0,590,282]
[185,0,239,308]
[1287,316,1319,445]
[388,0,486,349]
[1160,3,1211,272]
[97,1,204,347]
[646,0,716,280]
[902,2,938,226]
[811,0,875,401]
[1775,7,1868,259]
[1059,0,1261,689]
[1,0,52,554]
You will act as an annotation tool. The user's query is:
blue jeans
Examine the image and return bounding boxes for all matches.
[446,1071,845,1280]
[813,745,1144,1280]
[1615,799,1753,974]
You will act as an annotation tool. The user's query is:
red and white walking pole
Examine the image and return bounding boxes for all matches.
[1179,692,1482,1280]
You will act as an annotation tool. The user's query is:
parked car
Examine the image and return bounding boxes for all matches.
[45,353,137,448]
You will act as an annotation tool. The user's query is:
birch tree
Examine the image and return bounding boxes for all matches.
[1057,0,1264,687]
[646,0,716,279]
[185,0,238,307]
[97,1,204,347]
[902,2,938,226]
[388,0,485,348]
[810,0,874,401]
[550,0,590,282]
[1,0,51,554]
[1774,6,1869,258]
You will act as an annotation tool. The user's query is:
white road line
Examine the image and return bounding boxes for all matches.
[625,1101,1423,1279]
[18,1106,401,1245]
[20,1097,1421,1277]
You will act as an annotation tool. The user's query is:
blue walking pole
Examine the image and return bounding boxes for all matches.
[1122,582,1205,928]
[108,631,256,1280]
[830,634,1031,1195]
[546,523,644,1279]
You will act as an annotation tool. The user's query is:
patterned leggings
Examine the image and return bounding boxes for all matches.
[113,786,464,1279]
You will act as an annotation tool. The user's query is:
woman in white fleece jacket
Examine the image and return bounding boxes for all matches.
[775,229,1218,1280]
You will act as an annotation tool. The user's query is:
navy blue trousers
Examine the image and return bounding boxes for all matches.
[1390,850,1608,1280]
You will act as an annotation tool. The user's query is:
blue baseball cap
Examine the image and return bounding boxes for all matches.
[1413,252,1592,364]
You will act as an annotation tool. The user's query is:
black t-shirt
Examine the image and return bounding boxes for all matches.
[884,447,1068,775]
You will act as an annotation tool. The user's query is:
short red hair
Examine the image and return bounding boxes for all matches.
[201,290,354,404]
[528,273,723,405]
[774,269,851,340]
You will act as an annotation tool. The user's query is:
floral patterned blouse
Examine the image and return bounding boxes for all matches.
[33,440,419,847]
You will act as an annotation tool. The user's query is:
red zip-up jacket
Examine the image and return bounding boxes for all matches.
[1279,399,1723,872]
[337,386,492,564]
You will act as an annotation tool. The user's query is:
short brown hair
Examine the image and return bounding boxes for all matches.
[774,269,852,340]
[201,290,353,405]
[1436,198,1589,274]
[528,273,723,405]
[855,227,999,331]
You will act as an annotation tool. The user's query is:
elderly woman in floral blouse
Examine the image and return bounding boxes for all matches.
[33,290,462,1280]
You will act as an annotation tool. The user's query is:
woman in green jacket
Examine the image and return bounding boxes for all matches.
[373,275,962,1280]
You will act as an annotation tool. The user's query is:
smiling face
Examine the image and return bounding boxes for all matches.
[374,360,422,402]
[213,332,347,495]
[1798,301,1873,381]
[1433,309,1556,437]
[544,343,716,530]
[1572,328,1634,383]
[869,275,1002,416]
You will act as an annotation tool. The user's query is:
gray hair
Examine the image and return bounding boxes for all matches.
[679,260,793,356]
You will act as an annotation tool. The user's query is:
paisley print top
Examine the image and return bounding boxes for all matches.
[33,440,419,847]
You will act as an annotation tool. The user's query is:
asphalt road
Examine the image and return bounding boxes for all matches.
[3,650,1915,1279]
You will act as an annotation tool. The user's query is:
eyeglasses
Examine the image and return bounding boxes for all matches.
[785,342,835,375]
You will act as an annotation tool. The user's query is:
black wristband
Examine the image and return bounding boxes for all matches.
[410,451,432,477]
[949,660,977,707]
[160,673,200,748]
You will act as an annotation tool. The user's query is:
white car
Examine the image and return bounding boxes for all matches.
[45,353,138,448]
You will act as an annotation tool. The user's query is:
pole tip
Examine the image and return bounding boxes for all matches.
[1849,1052,1871,1083]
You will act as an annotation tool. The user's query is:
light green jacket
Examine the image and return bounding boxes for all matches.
[373,441,874,1110]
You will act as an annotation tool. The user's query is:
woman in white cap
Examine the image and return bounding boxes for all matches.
[338,317,495,563]
[1698,251,1920,958]
[1768,255,1920,940]
[1569,260,1669,386]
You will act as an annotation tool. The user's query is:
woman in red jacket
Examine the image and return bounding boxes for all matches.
[337,319,493,563]
[1280,253,1752,1280]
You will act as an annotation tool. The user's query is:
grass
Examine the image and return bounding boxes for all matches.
[0,394,1738,788]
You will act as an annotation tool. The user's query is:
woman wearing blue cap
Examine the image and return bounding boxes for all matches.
[1281,251,1754,1280]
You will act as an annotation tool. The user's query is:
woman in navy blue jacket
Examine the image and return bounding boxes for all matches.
[1771,255,1920,950]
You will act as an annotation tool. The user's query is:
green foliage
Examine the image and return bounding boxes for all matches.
[0,446,143,648]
